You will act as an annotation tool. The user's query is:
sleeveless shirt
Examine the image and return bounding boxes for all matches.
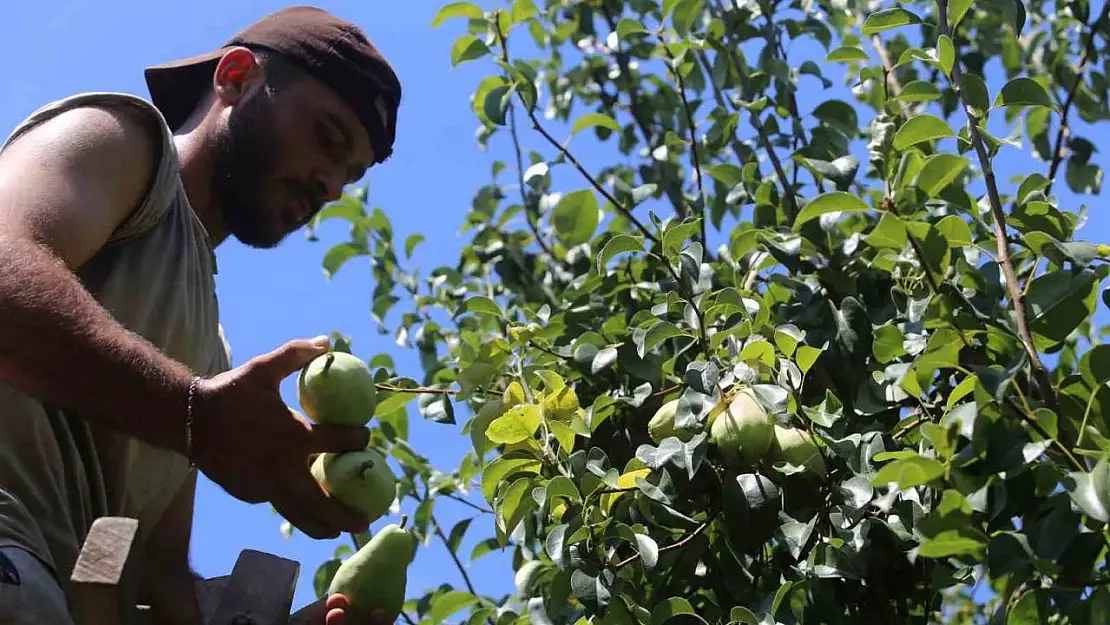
[0,92,232,614]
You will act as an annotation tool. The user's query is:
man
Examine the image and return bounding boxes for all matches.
[0,6,401,624]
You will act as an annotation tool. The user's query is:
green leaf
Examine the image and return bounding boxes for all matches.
[796,345,824,374]
[893,115,956,150]
[482,457,541,502]
[947,0,973,29]
[826,45,869,63]
[865,212,908,249]
[499,476,538,537]
[994,77,1054,110]
[792,191,870,231]
[1065,459,1110,522]
[872,455,945,489]
[616,17,648,37]
[428,591,479,623]
[934,215,974,247]
[937,35,955,75]
[451,34,490,66]
[404,233,425,258]
[322,243,367,279]
[861,8,922,34]
[487,404,542,445]
[729,607,759,624]
[596,234,645,274]
[961,73,991,117]
[461,295,504,318]
[1007,590,1047,624]
[432,2,484,27]
[895,80,943,102]
[446,517,473,554]
[918,528,988,558]
[572,113,621,136]
[553,190,600,248]
[915,154,969,197]
[707,163,745,185]
[650,598,703,625]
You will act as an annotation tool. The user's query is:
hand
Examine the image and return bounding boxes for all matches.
[289,594,393,625]
[190,336,372,539]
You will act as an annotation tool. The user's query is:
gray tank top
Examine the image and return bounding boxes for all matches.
[0,92,232,614]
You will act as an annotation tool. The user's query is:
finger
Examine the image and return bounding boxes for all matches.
[289,468,369,534]
[326,594,349,611]
[253,336,331,384]
[272,480,339,540]
[307,424,371,454]
[325,608,346,625]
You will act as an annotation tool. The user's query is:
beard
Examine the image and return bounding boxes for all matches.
[209,88,287,249]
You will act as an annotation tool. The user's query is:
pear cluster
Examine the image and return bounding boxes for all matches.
[648,386,826,477]
[297,350,416,621]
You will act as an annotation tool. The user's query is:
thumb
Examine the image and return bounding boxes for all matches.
[253,336,331,385]
[309,423,371,454]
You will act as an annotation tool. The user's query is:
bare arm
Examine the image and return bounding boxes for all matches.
[0,101,373,540]
[0,103,196,453]
[138,471,204,625]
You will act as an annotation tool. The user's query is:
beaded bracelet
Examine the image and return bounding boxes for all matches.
[186,376,199,469]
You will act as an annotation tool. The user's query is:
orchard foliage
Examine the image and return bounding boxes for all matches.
[307,0,1110,622]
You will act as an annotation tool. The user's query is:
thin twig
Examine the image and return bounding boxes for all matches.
[432,515,495,625]
[615,514,716,568]
[400,612,419,625]
[892,415,926,440]
[1046,3,1110,194]
[493,14,660,245]
[442,492,494,514]
[870,34,911,119]
[694,50,754,164]
[1007,397,1086,472]
[498,28,561,261]
[706,0,798,216]
[935,0,1058,411]
[599,5,656,146]
[376,383,503,397]
[658,35,709,248]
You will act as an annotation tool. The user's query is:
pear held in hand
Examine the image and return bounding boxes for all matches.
[311,448,397,523]
[298,351,378,427]
[328,519,417,621]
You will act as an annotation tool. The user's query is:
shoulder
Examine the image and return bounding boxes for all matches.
[0,93,173,267]
[1,93,165,193]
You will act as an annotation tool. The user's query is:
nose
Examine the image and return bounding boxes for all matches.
[315,169,345,203]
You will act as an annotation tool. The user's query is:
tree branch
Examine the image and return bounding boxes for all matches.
[1046,3,1110,195]
[935,0,1058,410]
[375,383,503,397]
[442,492,494,515]
[493,14,660,245]
[431,515,495,625]
[497,29,561,262]
[706,0,798,216]
[658,36,709,249]
[615,514,716,568]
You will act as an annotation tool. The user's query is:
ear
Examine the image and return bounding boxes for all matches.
[212,47,263,104]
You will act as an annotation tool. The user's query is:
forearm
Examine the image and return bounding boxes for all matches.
[0,235,193,452]
[140,563,205,625]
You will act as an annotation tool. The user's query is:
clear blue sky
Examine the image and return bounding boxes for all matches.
[2,0,1108,618]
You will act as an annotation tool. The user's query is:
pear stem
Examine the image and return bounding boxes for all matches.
[399,514,409,530]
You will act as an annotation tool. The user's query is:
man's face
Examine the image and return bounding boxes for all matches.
[209,59,376,249]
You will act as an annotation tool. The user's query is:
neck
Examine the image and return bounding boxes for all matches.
[171,108,230,247]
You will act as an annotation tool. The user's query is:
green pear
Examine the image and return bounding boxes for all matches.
[647,400,695,444]
[708,388,773,468]
[311,448,396,523]
[298,351,378,427]
[328,522,417,621]
[770,425,827,477]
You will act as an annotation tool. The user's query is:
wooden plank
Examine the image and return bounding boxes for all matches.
[205,550,299,625]
[69,517,140,625]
